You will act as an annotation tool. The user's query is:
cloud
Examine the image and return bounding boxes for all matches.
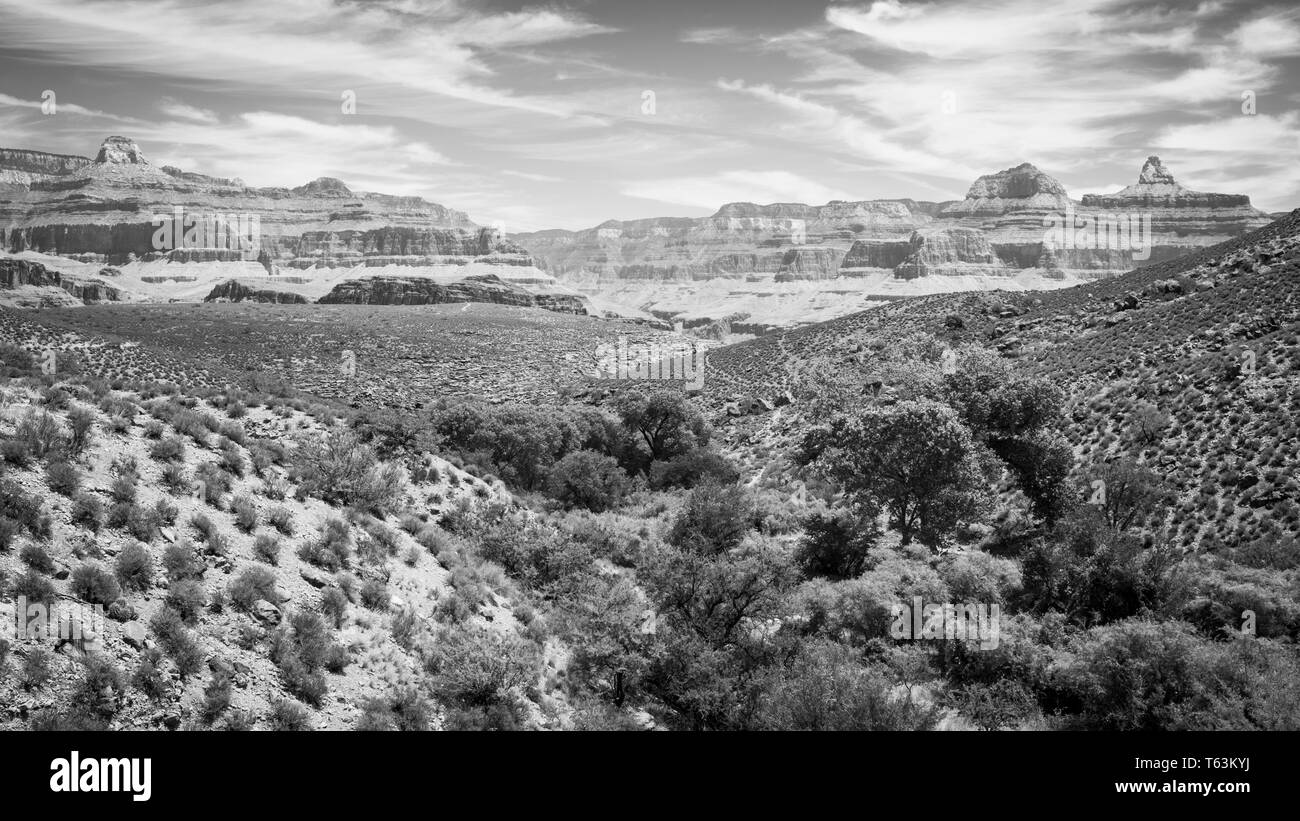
[623,170,860,209]
[502,169,563,183]
[158,98,218,124]
[0,91,118,118]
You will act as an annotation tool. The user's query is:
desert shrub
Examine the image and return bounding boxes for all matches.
[13,569,56,607]
[14,409,65,459]
[70,492,103,532]
[162,540,205,581]
[21,648,53,690]
[115,542,154,591]
[0,478,47,537]
[356,688,430,731]
[754,639,940,730]
[125,504,162,543]
[269,699,312,731]
[165,580,207,623]
[320,586,348,629]
[668,482,755,554]
[474,510,591,590]
[161,463,188,492]
[72,656,126,719]
[298,517,353,571]
[360,578,390,611]
[229,565,279,611]
[154,497,178,525]
[150,436,186,463]
[193,462,232,508]
[254,533,281,565]
[132,648,170,700]
[290,429,406,515]
[110,474,137,504]
[219,438,246,477]
[1,438,31,466]
[65,407,95,455]
[143,419,165,439]
[793,511,879,581]
[45,461,81,496]
[268,506,294,535]
[149,607,205,678]
[219,420,247,445]
[71,563,121,606]
[425,624,538,707]
[231,494,258,533]
[648,448,740,489]
[269,610,337,707]
[19,543,56,575]
[545,450,627,512]
[201,669,234,723]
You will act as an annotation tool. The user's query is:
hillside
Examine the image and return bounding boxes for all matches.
[0,320,572,730]
[708,209,1300,548]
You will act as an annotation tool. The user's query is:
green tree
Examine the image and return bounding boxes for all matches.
[813,399,993,548]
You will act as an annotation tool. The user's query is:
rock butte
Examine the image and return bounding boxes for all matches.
[0,136,590,313]
[0,138,1272,331]
[513,157,1270,331]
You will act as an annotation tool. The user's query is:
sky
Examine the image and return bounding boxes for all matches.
[0,0,1297,230]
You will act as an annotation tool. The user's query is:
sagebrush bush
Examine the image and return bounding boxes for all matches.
[149,607,204,678]
[19,542,55,574]
[149,436,185,463]
[254,533,281,565]
[231,495,258,533]
[269,698,312,731]
[13,569,56,606]
[229,565,278,611]
[45,461,81,497]
[166,580,207,623]
[298,517,353,571]
[70,492,103,532]
[115,542,154,591]
[267,506,294,535]
[71,563,121,606]
[162,540,205,581]
[320,586,348,628]
[360,578,390,611]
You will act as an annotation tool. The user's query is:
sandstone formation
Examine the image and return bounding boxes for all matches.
[0,257,124,305]
[318,273,589,314]
[204,280,310,304]
[511,157,1270,331]
[0,136,582,313]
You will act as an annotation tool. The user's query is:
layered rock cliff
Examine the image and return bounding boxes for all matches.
[318,273,589,314]
[0,136,581,314]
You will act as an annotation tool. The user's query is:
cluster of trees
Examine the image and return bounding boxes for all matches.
[423,390,736,510]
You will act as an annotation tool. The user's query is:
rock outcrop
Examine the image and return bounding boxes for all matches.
[893,228,1011,279]
[318,274,589,314]
[204,280,310,304]
[0,258,124,304]
[940,163,1072,217]
[1081,155,1263,214]
[0,135,575,308]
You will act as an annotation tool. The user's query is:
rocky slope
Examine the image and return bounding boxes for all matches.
[706,209,1300,548]
[0,137,584,314]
